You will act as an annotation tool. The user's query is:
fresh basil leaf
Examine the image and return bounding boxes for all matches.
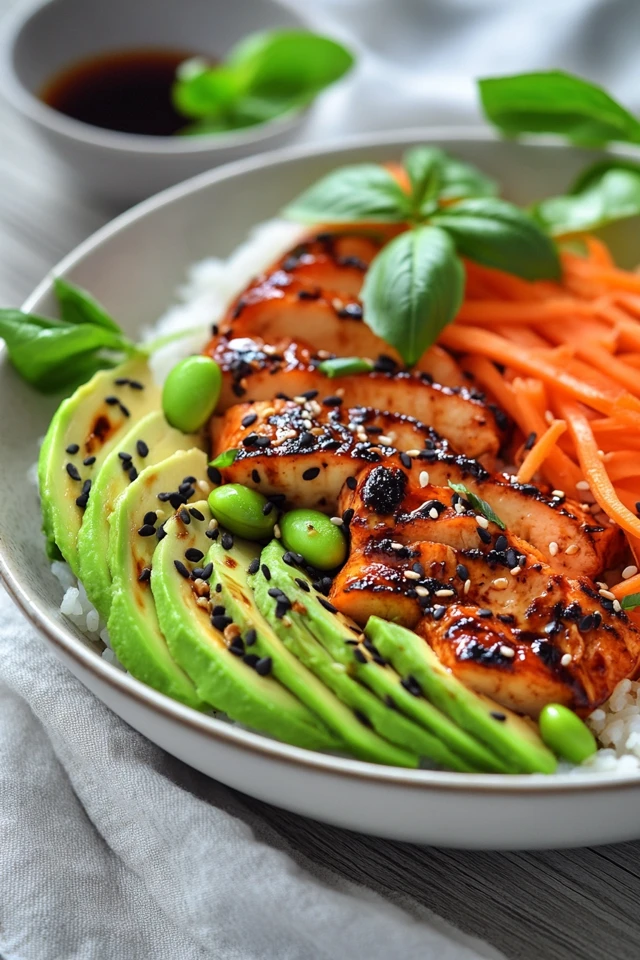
[318,357,374,378]
[447,480,506,530]
[431,197,561,280]
[478,71,640,147]
[226,30,354,101]
[284,164,411,224]
[360,226,464,367]
[53,277,121,333]
[621,593,640,612]
[533,160,640,236]
[172,64,241,120]
[210,449,238,469]
[0,309,128,392]
[403,147,443,216]
[437,157,498,201]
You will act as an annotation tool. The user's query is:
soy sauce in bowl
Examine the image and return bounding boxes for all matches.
[41,49,203,137]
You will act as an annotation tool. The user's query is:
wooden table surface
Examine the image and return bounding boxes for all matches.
[2,5,640,959]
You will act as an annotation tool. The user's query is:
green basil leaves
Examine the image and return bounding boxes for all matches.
[478,71,640,147]
[362,227,464,367]
[285,146,558,366]
[448,481,506,530]
[0,282,138,393]
[173,30,354,135]
[533,159,640,236]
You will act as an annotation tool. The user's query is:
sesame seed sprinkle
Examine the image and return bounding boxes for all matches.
[435,588,454,597]
[622,565,638,579]
[464,579,471,594]
[403,570,421,580]
[499,645,515,658]
[493,577,509,589]
[415,585,429,597]
[551,489,565,498]
[330,517,343,526]
[475,515,489,529]
[613,599,622,613]
[565,544,579,556]
[548,541,559,557]
[561,653,573,666]
[599,588,616,600]
[576,480,590,491]
[419,471,429,488]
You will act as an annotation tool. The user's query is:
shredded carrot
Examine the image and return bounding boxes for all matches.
[516,419,567,484]
[612,573,640,601]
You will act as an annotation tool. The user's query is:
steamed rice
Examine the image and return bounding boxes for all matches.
[44,217,640,777]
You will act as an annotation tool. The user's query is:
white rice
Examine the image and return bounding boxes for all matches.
[42,217,640,776]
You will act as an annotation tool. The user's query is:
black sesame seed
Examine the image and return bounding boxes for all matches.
[105,396,119,405]
[66,462,81,481]
[254,437,271,449]
[295,577,310,592]
[497,613,515,625]
[578,614,595,632]
[174,560,190,579]
[128,380,144,390]
[384,695,397,710]
[342,508,354,526]
[261,564,271,581]
[354,709,372,728]
[262,501,274,516]
[495,535,508,553]
[179,508,191,525]
[491,711,507,722]
[179,483,195,499]
[354,648,367,664]
[75,493,89,509]
[156,525,167,541]
[143,511,157,526]
[157,492,171,502]
[477,526,492,544]
[303,467,320,481]
[138,567,152,583]
[190,508,205,521]
[275,601,289,619]
[221,532,234,550]
[229,636,245,657]
[346,476,357,491]
[524,431,537,451]
[199,562,214,581]
[136,440,149,458]
[456,563,469,580]
[206,526,220,541]
[114,377,129,386]
[323,395,343,407]
[255,656,272,676]
[299,431,315,448]
[241,413,258,428]
[118,451,132,462]
[128,467,138,482]
[245,628,257,647]
[318,596,337,614]
[212,614,232,631]
[81,478,92,495]
[400,675,422,697]
[212,605,226,616]
[66,443,80,454]
[433,606,446,621]
[83,456,96,466]
[399,452,413,469]
[138,524,156,537]
[251,469,261,484]
[248,558,260,575]
[119,403,130,418]
[478,608,493,618]
[185,548,204,562]
[243,653,260,668]
[208,466,222,485]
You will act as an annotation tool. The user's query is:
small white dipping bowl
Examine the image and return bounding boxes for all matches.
[0,0,312,202]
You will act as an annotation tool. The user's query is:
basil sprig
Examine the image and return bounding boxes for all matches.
[448,481,506,530]
[285,146,559,366]
[533,159,640,236]
[0,282,139,393]
[621,593,640,612]
[173,30,354,135]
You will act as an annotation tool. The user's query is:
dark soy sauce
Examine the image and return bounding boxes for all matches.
[41,48,203,136]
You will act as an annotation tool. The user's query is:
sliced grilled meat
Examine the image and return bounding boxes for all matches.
[219,272,465,387]
[272,231,382,296]
[207,334,502,461]
[210,399,448,512]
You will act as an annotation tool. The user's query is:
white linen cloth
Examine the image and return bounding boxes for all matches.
[3,1,640,956]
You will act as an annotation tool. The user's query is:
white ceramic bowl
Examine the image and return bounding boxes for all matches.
[0,0,311,202]
[3,129,640,850]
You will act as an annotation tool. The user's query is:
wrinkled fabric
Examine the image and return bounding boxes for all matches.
[2,0,639,956]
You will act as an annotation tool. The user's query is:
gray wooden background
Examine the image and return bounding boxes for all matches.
[2,3,640,958]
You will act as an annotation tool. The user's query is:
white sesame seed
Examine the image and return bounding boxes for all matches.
[330,517,343,526]
[499,645,515,658]
[551,489,565,498]
[197,480,209,494]
[510,566,520,576]
[282,615,292,627]
[613,599,622,613]
[598,449,605,458]
[415,585,429,597]
[335,388,345,397]
[463,579,471,594]
[429,508,439,519]
[548,541,559,557]
[475,515,489,529]
[196,596,211,610]
[433,604,446,617]
[545,410,554,425]
[419,471,430,488]
[208,519,219,531]
[599,588,616,600]
[406,449,421,457]
[493,577,509,589]
[596,581,608,589]
[377,434,393,445]
[391,542,404,551]
[435,588,455,597]
[404,570,421,580]
[331,298,344,312]
[454,502,465,515]
[274,524,281,539]
[622,565,638,580]
[560,653,573,667]
[565,544,579,556]
[317,349,331,360]
[576,479,590,491]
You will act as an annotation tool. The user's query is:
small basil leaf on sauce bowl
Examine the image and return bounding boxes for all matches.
[532,160,640,236]
[478,71,640,147]
[172,63,241,120]
[361,226,464,367]
[53,277,121,333]
[284,164,411,223]
[431,197,561,281]
[402,147,444,217]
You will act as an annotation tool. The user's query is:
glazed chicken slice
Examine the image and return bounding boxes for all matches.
[210,398,448,511]
[270,231,383,296]
[207,334,502,461]
[218,272,466,387]
[330,474,640,717]
[338,457,623,579]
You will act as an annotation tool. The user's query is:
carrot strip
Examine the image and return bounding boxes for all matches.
[585,235,614,267]
[612,573,640,600]
[511,380,582,492]
[458,355,517,417]
[601,451,640,483]
[556,399,640,538]
[456,299,593,324]
[516,419,567,484]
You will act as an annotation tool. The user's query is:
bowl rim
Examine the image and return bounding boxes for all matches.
[0,0,308,155]
[3,124,640,796]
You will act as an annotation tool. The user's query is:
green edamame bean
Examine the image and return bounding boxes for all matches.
[162,356,221,433]
[208,484,277,541]
[539,703,597,764]
[279,509,347,570]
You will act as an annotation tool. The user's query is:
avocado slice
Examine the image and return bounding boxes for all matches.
[258,542,511,773]
[366,617,558,775]
[251,542,420,767]
[107,448,210,710]
[152,504,336,751]
[77,411,203,620]
[38,357,160,573]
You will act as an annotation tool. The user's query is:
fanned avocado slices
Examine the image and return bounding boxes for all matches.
[152,503,337,751]
[107,448,210,710]
[78,410,203,620]
[258,541,510,773]
[366,617,557,775]
[38,357,159,573]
